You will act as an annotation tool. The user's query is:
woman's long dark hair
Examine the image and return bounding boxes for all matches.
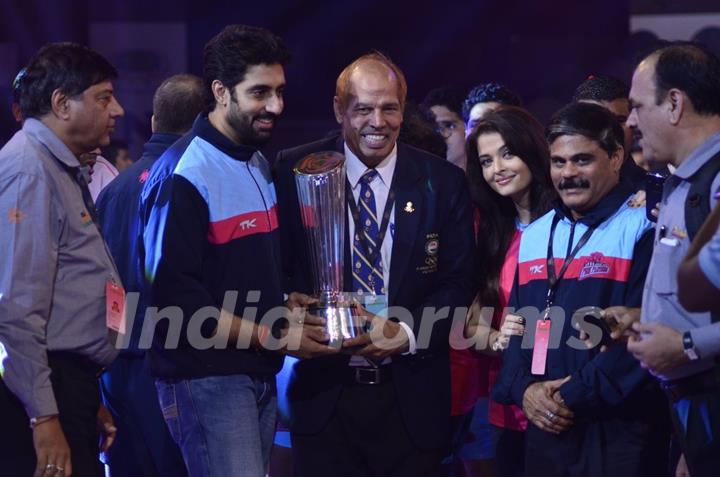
[465,106,556,308]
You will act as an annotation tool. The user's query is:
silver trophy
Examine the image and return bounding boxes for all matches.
[294,151,364,348]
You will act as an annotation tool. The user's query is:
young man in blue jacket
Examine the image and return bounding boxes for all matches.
[141,25,336,476]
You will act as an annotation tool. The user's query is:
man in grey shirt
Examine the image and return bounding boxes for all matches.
[0,43,124,477]
[678,202,720,314]
[626,42,720,477]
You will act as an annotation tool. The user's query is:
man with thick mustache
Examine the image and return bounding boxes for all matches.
[274,53,475,476]
[493,102,667,477]
[0,43,124,477]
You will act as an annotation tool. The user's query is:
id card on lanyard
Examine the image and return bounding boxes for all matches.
[106,280,127,334]
[531,214,596,375]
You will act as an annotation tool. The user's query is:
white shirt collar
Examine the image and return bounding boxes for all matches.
[344,142,398,188]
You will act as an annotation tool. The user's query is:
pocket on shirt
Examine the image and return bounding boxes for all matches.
[650,239,684,295]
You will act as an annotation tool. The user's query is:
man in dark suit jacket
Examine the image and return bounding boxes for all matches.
[274,53,475,476]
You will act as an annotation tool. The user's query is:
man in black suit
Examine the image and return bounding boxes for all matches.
[274,52,475,476]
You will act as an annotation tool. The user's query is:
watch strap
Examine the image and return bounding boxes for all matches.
[683,331,700,361]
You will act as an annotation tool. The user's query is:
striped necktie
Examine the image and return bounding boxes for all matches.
[352,169,385,296]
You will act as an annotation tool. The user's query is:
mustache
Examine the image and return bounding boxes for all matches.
[558,179,590,190]
[255,112,279,121]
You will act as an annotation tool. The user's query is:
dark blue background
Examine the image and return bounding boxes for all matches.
[0,0,677,157]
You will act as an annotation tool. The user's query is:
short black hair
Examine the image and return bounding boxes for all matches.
[203,24,290,111]
[650,42,720,116]
[153,74,204,134]
[420,87,465,119]
[12,68,26,103]
[547,102,624,157]
[572,75,629,103]
[19,42,117,119]
[101,140,128,167]
[399,101,447,158]
[462,82,521,121]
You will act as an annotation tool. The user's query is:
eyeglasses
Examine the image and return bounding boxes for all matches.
[435,120,459,139]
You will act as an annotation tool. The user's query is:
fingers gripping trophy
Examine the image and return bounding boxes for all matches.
[294,151,366,348]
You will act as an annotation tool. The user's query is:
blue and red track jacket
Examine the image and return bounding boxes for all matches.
[493,180,657,418]
[141,115,284,379]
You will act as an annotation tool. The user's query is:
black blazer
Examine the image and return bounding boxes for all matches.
[273,135,475,450]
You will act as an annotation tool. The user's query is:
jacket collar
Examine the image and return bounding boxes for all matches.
[344,142,398,189]
[329,133,421,188]
[191,114,258,161]
[142,132,181,157]
[674,130,720,180]
[146,132,180,148]
[553,178,634,227]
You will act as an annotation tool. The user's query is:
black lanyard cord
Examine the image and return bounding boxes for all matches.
[545,213,596,310]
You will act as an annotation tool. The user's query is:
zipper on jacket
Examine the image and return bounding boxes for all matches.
[246,160,273,230]
[564,221,576,262]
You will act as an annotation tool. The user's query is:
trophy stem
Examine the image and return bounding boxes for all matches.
[309,294,362,349]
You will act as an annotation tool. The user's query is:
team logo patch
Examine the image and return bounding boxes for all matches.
[579,252,610,280]
[139,169,150,184]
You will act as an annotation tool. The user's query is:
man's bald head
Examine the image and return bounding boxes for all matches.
[152,74,204,134]
[335,52,407,115]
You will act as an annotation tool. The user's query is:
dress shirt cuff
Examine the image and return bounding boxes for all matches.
[690,324,720,361]
[698,240,720,289]
[27,383,59,420]
[398,322,417,355]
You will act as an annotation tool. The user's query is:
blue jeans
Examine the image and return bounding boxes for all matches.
[101,356,187,477]
[156,374,277,477]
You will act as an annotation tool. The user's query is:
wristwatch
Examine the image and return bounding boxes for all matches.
[682,331,700,361]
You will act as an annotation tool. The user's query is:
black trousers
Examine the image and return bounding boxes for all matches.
[0,352,104,477]
[291,378,445,477]
[523,415,669,477]
[491,425,525,477]
[669,390,720,477]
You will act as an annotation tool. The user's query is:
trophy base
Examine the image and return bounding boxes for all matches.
[309,299,365,349]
